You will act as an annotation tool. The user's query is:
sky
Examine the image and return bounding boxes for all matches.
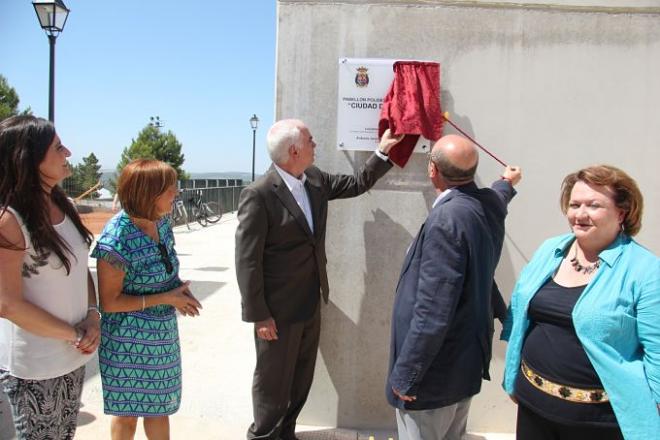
[0,0,276,174]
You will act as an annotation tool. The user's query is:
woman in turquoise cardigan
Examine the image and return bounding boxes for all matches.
[502,165,660,439]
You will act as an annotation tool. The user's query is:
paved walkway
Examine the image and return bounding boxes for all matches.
[1,213,514,440]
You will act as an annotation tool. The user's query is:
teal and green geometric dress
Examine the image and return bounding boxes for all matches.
[91,211,182,417]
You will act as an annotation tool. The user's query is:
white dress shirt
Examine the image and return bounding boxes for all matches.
[432,188,453,208]
[274,163,314,233]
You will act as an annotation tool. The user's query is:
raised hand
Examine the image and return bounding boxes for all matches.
[502,166,522,186]
[378,128,405,155]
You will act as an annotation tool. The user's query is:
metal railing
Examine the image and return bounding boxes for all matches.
[178,185,245,220]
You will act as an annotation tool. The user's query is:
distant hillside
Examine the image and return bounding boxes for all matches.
[100,170,259,185]
[100,171,116,187]
[188,171,259,181]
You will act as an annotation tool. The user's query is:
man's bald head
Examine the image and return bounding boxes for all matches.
[430,135,479,185]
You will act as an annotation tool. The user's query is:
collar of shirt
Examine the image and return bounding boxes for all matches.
[432,188,453,208]
[273,163,307,192]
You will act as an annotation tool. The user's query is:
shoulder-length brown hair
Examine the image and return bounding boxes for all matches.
[117,159,177,220]
[560,165,643,236]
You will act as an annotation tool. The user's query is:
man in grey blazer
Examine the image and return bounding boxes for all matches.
[387,135,521,440]
[236,119,402,440]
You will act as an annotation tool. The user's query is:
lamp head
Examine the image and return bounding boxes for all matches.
[33,0,70,36]
[250,114,259,130]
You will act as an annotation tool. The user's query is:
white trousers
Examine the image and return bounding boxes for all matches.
[396,397,472,440]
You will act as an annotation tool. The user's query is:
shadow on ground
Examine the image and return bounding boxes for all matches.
[189,280,226,302]
[194,266,228,272]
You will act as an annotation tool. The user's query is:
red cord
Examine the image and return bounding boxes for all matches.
[442,115,508,167]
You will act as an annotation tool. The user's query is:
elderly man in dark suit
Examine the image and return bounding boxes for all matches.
[236,118,402,440]
[386,135,522,440]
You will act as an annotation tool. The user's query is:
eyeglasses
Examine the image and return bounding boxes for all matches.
[426,151,436,167]
[157,243,174,274]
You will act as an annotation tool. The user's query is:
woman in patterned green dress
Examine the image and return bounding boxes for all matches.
[92,160,202,440]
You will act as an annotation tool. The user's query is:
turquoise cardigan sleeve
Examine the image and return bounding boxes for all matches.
[636,257,660,404]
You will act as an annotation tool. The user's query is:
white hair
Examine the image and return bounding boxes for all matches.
[266,119,304,164]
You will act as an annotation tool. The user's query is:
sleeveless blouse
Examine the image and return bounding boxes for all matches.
[0,206,91,379]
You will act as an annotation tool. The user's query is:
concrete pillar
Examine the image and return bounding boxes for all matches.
[275,0,660,432]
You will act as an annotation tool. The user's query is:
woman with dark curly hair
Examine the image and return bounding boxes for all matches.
[0,115,101,439]
[503,165,660,439]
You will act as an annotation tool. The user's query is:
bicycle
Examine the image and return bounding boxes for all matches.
[189,190,222,227]
[171,190,190,230]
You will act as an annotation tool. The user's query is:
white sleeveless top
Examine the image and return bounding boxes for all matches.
[0,206,92,379]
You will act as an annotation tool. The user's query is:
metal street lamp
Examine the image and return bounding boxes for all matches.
[149,116,164,129]
[249,114,259,182]
[33,0,70,123]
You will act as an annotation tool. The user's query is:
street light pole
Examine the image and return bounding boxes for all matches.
[251,127,256,182]
[249,114,259,182]
[33,0,70,123]
[48,34,56,122]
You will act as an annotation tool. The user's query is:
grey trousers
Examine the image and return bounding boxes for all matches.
[396,397,472,440]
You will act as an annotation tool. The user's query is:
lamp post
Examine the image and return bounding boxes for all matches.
[149,116,164,129]
[250,114,259,182]
[33,0,70,123]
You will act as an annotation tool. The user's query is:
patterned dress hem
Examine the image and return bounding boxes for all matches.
[103,406,180,418]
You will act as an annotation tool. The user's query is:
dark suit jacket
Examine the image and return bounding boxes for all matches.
[235,154,392,323]
[386,179,515,410]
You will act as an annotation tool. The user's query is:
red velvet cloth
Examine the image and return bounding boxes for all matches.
[378,61,443,167]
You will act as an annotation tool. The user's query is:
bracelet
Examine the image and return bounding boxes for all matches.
[141,295,146,311]
[500,176,513,184]
[87,305,102,320]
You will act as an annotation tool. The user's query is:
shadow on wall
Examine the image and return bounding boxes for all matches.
[319,207,414,429]
[318,134,437,429]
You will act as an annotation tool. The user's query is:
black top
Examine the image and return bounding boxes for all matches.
[515,278,618,427]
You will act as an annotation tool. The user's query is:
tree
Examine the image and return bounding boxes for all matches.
[115,124,189,184]
[77,153,102,198]
[64,153,102,198]
[0,74,31,121]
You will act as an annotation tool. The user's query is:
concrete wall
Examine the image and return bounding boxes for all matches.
[275,0,660,433]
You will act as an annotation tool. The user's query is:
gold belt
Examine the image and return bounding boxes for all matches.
[521,361,609,404]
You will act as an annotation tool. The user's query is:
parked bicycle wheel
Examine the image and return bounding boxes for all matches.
[192,206,207,227]
[172,201,190,230]
[203,201,222,224]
